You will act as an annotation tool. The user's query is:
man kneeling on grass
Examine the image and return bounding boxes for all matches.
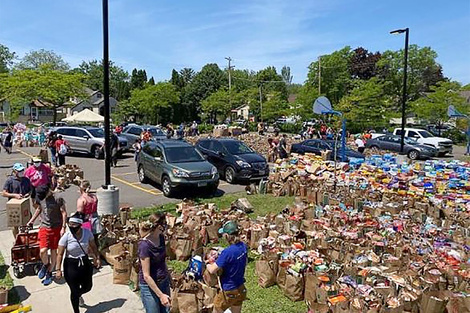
[27,185,67,286]
[206,221,248,313]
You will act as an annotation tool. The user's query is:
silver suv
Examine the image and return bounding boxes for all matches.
[55,126,128,159]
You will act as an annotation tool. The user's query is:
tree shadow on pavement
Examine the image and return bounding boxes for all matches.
[84,298,127,312]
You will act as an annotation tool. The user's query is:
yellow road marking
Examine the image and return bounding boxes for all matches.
[1,157,30,161]
[16,149,34,158]
[111,175,162,196]
[112,172,136,177]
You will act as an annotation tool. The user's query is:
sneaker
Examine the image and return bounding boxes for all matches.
[79,296,85,307]
[38,264,48,280]
[42,273,53,286]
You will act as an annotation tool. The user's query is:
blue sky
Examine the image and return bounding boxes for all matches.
[1,0,469,84]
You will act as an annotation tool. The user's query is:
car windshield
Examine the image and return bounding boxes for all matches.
[418,130,433,138]
[223,141,254,155]
[149,128,165,136]
[165,147,204,163]
[87,129,104,138]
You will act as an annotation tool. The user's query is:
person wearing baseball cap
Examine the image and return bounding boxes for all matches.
[2,163,33,236]
[24,156,53,189]
[56,212,100,313]
[207,221,248,313]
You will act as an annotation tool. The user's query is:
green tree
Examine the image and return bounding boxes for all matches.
[411,81,467,129]
[74,60,130,100]
[148,77,155,85]
[229,69,256,93]
[0,44,15,73]
[293,84,320,119]
[337,78,393,132]
[281,66,293,85]
[130,68,147,90]
[16,49,69,71]
[262,92,289,122]
[307,46,353,104]
[179,68,195,86]
[128,82,180,125]
[183,63,225,121]
[201,89,230,123]
[0,65,85,123]
[170,69,184,90]
[256,66,288,100]
[377,45,444,102]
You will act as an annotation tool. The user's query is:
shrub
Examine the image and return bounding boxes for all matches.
[198,123,214,134]
[442,128,466,144]
[278,122,302,134]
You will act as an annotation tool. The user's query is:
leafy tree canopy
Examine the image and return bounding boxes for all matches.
[0,43,16,73]
[15,49,69,72]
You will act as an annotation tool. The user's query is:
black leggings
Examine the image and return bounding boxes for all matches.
[64,257,93,313]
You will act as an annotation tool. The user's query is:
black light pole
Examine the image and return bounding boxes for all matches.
[390,27,409,154]
[102,0,111,185]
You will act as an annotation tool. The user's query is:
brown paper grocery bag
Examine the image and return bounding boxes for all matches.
[170,288,179,313]
[304,272,317,304]
[255,258,278,288]
[421,292,448,313]
[177,291,199,313]
[282,271,304,301]
[113,255,131,285]
[174,237,193,261]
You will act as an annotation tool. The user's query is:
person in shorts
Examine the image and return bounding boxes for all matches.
[27,185,67,286]
[206,221,248,313]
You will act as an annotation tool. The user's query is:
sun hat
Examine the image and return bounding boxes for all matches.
[12,163,25,171]
[218,221,239,235]
[69,217,83,224]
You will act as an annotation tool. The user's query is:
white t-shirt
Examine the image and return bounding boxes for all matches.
[355,138,365,148]
[58,228,93,258]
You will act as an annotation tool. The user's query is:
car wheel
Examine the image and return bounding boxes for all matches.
[224,166,236,184]
[138,165,148,183]
[408,150,419,160]
[161,176,173,197]
[92,145,102,159]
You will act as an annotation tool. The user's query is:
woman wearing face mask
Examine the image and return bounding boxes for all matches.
[76,181,99,241]
[56,212,100,313]
[138,213,171,313]
[24,156,54,194]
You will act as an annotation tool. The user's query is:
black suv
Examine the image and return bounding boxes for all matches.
[196,138,269,184]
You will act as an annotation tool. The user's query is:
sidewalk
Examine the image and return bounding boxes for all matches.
[0,230,144,313]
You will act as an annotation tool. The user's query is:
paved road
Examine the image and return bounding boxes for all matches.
[0,147,246,231]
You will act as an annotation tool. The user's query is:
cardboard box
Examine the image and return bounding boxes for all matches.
[6,198,31,227]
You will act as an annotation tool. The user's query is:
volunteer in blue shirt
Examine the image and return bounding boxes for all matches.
[207,221,248,313]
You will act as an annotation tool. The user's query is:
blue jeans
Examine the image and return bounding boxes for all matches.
[467,140,470,154]
[140,277,170,313]
[50,147,57,165]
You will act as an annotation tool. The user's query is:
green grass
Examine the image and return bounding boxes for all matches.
[167,252,306,313]
[0,253,20,305]
[131,192,296,220]
[133,192,303,313]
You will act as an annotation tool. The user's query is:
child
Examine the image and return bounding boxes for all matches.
[133,139,142,161]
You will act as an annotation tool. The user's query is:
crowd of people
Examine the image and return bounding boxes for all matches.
[2,154,248,313]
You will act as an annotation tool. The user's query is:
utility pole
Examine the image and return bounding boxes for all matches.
[259,83,263,123]
[318,56,321,94]
[225,57,233,120]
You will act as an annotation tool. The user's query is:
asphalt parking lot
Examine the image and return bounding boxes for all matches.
[0,147,246,231]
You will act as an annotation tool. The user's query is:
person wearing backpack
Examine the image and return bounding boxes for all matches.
[55,135,70,166]
[55,212,100,313]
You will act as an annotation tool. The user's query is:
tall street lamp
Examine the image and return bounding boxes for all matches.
[390,27,409,154]
[102,0,111,185]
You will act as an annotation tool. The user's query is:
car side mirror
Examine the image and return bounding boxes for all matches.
[83,135,90,140]
[217,151,225,157]
[203,154,208,160]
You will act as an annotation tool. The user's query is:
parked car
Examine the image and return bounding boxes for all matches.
[195,138,269,184]
[54,126,128,159]
[120,124,166,148]
[365,135,437,160]
[290,139,365,161]
[393,128,453,156]
[42,122,67,128]
[137,140,219,197]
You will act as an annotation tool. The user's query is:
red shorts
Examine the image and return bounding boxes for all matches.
[39,227,61,249]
